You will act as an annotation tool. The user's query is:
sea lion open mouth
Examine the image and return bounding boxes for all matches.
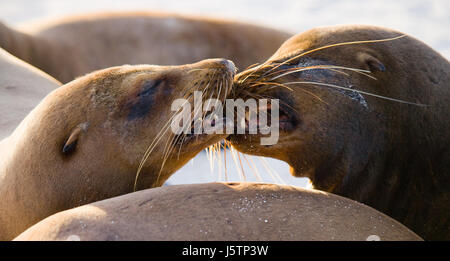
[237,94,298,134]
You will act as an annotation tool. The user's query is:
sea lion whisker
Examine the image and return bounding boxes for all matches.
[249,81,294,92]
[135,108,185,190]
[260,64,356,79]
[222,76,227,102]
[234,88,302,116]
[148,98,191,147]
[187,68,206,74]
[223,141,228,181]
[226,26,450,240]
[194,74,215,143]
[269,65,372,81]
[237,63,276,85]
[284,81,428,106]
[234,89,303,112]
[236,151,247,182]
[135,123,172,189]
[243,62,260,71]
[206,145,214,173]
[303,66,378,80]
[155,133,180,187]
[176,135,185,160]
[263,35,406,77]
[160,67,217,182]
[259,157,286,185]
[265,85,328,105]
[211,142,222,181]
[229,147,246,182]
[242,154,263,182]
[216,76,223,102]
[160,132,182,180]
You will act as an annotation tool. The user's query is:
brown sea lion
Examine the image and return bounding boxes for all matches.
[0,47,60,139]
[13,182,421,241]
[0,11,291,83]
[0,58,235,240]
[228,25,450,240]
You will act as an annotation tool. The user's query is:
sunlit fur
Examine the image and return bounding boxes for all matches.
[0,59,234,240]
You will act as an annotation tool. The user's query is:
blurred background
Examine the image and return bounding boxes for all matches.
[1,0,448,187]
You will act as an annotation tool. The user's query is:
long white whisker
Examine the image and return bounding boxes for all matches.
[285,81,428,106]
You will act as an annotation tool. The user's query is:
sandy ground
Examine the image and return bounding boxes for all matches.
[0,0,448,187]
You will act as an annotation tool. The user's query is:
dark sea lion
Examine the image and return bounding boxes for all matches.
[228,25,450,240]
[0,58,235,240]
[0,47,60,139]
[0,11,291,83]
[14,182,421,241]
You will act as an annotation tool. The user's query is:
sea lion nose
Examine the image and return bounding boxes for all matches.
[217,59,237,73]
[204,58,237,74]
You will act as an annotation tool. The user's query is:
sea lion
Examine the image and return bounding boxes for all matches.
[14,182,421,241]
[0,58,236,240]
[0,47,60,139]
[227,25,450,240]
[0,11,291,83]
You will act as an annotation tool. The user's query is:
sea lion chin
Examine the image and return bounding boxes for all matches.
[228,25,450,240]
[0,58,236,240]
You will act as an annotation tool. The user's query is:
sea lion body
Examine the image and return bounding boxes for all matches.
[229,25,450,240]
[0,12,291,82]
[14,182,421,241]
[0,48,60,139]
[0,58,235,240]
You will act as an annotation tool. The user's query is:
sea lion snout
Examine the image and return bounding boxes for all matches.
[216,58,237,74]
[194,58,237,75]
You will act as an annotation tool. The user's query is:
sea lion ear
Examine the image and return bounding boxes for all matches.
[62,123,89,155]
[358,53,386,72]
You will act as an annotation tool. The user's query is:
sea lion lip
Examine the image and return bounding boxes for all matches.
[175,132,229,150]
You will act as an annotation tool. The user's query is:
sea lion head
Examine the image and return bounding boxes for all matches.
[228,25,434,190]
[20,58,235,192]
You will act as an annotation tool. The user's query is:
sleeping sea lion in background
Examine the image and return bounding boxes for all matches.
[0,47,60,139]
[0,11,291,83]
